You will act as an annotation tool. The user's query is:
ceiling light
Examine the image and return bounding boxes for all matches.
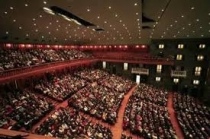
[13,19,16,22]
[48,32,51,34]
[181,15,184,18]
[182,27,185,30]
[191,7,195,10]
[4,11,7,14]
[42,36,44,38]
[56,20,59,23]
[188,23,191,26]
[173,35,176,38]
[161,9,164,12]
[134,3,138,6]
[43,7,55,15]
[175,20,178,23]
[43,1,47,4]
[97,16,100,19]
[104,21,107,24]
[115,14,118,17]
[136,12,139,15]
[108,6,111,9]
[33,18,36,21]
[34,23,36,26]
[196,19,199,22]
[26,34,29,37]
[201,34,204,37]
[10,7,14,10]
[119,20,122,22]
[35,29,38,32]
[209,13,210,16]
[25,4,28,7]
[87,9,90,12]
[19,26,22,29]
[187,35,189,37]
[6,31,9,34]
[200,26,202,29]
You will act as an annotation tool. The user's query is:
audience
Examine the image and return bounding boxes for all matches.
[123,84,176,139]
[121,133,132,139]
[0,48,93,72]
[0,89,54,131]
[173,93,210,139]
[35,74,88,101]
[35,107,112,139]
[74,69,109,82]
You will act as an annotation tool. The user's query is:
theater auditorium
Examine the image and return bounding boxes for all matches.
[0,0,210,139]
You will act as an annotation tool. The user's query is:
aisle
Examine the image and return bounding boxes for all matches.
[111,85,138,139]
[167,92,184,139]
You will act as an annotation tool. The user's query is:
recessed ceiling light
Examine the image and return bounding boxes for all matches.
[196,19,199,22]
[104,21,107,24]
[97,16,100,19]
[43,1,47,4]
[56,28,59,31]
[173,35,176,38]
[200,26,202,29]
[56,20,59,23]
[34,23,36,26]
[33,18,36,21]
[191,7,195,10]
[137,18,140,21]
[87,9,90,12]
[187,35,189,37]
[119,20,122,22]
[136,12,139,15]
[182,27,185,30]
[134,3,138,6]
[26,34,29,37]
[192,30,195,33]
[42,36,44,38]
[209,13,210,16]
[158,16,161,19]
[161,9,164,12]
[35,29,38,32]
[48,32,51,34]
[19,26,22,29]
[10,7,14,10]
[108,6,111,9]
[188,23,191,26]
[13,19,16,22]
[6,31,9,34]
[209,30,210,32]
[201,34,204,37]
[25,4,28,7]
[170,24,173,27]
[181,15,184,18]
[4,11,7,14]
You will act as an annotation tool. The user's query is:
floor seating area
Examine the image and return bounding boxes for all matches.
[34,74,88,101]
[123,84,176,139]
[173,93,210,139]
[35,107,113,139]
[74,69,109,82]
[0,89,54,131]
[0,48,93,73]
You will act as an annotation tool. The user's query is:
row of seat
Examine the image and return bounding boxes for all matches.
[123,84,176,139]
[173,93,210,139]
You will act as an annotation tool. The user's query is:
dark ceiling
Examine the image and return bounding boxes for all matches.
[0,0,210,45]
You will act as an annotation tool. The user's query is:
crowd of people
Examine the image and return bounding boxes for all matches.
[35,107,112,139]
[74,69,109,82]
[173,93,210,138]
[0,89,54,131]
[69,83,125,124]
[123,84,176,139]
[99,74,134,93]
[0,48,93,72]
[34,74,88,101]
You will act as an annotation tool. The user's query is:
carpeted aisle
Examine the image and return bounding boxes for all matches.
[167,92,184,139]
